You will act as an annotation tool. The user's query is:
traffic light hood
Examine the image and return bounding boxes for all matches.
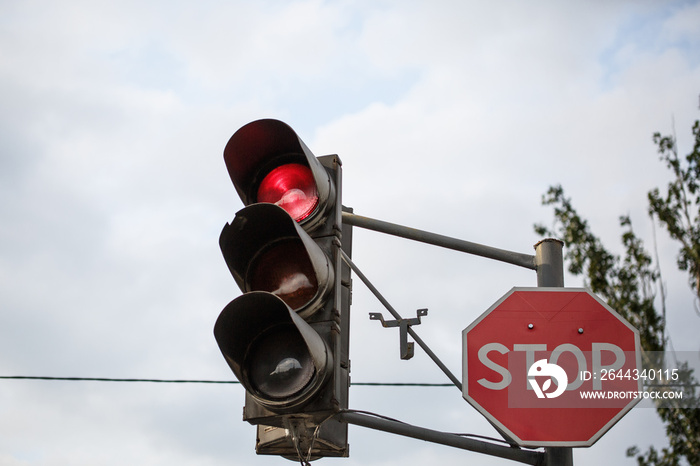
[224,119,334,232]
[214,291,332,411]
[219,203,334,319]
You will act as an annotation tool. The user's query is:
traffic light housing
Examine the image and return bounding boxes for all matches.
[223,118,335,234]
[214,119,351,459]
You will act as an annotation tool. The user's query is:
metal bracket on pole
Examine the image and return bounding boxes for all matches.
[369,309,428,360]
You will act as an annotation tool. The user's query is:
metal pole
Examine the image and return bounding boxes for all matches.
[534,239,564,287]
[534,239,572,466]
[338,411,544,465]
[342,212,536,270]
[339,249,463,390]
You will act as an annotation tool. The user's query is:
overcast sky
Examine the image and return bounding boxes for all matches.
[1,1,699,465]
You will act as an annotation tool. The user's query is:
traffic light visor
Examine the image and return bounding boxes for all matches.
[214,292,332,410]
[220,203,333,319]
[224,119,333,231]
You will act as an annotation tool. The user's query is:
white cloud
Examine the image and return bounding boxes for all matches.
[1,0,698,464]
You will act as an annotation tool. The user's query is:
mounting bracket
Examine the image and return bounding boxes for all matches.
[369,308,428,360]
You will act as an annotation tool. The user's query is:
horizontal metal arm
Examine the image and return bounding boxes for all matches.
[342,212,536,270]
[337,411,543,465]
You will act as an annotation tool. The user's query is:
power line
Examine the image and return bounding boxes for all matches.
[352,382,454,387]
[0,376,453,387]
[0,376,237,384]
[5,376,697,388]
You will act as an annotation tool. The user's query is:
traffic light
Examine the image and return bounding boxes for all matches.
[214,119,351,459]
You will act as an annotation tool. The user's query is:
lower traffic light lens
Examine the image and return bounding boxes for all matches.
[246,324,315,399]
[257,163,319,222]
[248,239,319,311]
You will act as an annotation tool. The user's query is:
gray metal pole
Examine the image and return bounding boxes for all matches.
[534,239,572,466]
[534,239,564,287]
[338,411,544,465]
[342,211,536,270]
[339,249,463,390]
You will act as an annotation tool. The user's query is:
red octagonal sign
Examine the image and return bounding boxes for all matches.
[462,288,642,447]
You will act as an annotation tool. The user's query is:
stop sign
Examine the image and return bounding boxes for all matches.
[462,287,642,447]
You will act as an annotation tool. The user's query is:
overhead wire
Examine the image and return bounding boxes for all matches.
[0,376,453,386]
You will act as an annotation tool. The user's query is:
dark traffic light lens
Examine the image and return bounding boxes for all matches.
[248,239,319,311]
[257,163,319,222]
[246,324,315,400]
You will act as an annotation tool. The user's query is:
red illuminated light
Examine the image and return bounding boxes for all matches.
[257,163,319,222]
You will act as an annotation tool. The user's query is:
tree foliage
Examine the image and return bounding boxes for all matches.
[534,187,664,353]
[535,112,700,465]
[648,120,700,308]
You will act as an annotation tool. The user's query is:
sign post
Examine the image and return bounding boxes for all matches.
[535,239,572,466]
